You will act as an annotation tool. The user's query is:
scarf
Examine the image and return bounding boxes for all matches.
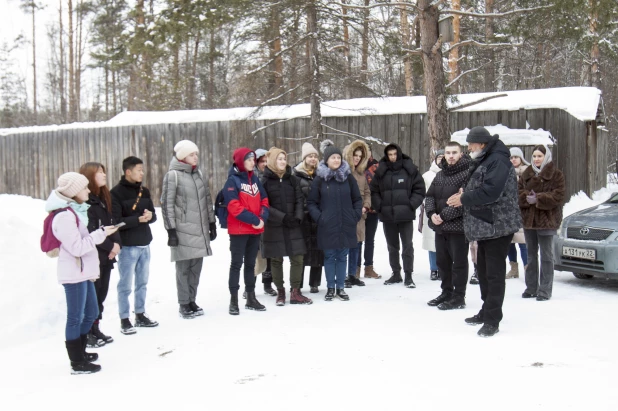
[531,147,552,175]
[69,201,91,227]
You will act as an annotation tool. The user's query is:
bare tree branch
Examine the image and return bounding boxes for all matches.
[445,39,521,54]
[442,5,554,18]
[446,64,487,88]
[250,115,310,137]
[330,2,420,13]
[448,93,508,112]
[246,34,311,76]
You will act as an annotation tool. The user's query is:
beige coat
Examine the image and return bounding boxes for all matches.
[512,163,529,243]
[344,140,371,242]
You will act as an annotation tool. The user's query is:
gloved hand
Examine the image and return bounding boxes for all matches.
[209,222,217,241]
[283,214,299,228]
[526,190,537,204]
[167,229,179,247]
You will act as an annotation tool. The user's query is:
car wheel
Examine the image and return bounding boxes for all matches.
[573,273,594,280]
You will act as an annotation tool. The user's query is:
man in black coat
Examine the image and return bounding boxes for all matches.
[447,127,522,338]
[370,143,425,288]
[111,156,159,335]
[425,142,471,310]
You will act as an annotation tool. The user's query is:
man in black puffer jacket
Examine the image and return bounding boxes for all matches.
[370,143,425,288]
[446,127,522,338]
[425,142,471,310]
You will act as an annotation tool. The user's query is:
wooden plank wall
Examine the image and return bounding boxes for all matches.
[0,108,606,204]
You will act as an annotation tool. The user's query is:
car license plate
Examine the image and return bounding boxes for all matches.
[562,246,596,260]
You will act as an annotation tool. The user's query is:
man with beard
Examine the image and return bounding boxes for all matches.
[370,143,425,288]
[425,142,470,310]
[447,127,522,337]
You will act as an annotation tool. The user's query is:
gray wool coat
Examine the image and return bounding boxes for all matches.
[161,157,216,262]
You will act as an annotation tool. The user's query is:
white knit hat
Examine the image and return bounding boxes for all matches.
[174,140,199,161]
[56,172,89,198]
[302,142,319,160]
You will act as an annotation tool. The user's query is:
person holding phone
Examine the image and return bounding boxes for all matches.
[80,162,122,348]
[161,140,217,319]
[45,172,119,374]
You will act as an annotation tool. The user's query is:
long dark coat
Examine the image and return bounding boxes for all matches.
[260,165,307,258]
[293,163,324,267]
[518,161,565,230]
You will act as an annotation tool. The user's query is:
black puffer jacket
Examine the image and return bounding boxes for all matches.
[425,156,471,234]
[260,165,307,258]
[293,163,324,267]
[307,161,362,250]
[370,143,426,223]
[110,177,157,246]
[86,193,122,266]
[461,137,522,241]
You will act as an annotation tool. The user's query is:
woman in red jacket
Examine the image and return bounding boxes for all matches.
[223,148,270,315]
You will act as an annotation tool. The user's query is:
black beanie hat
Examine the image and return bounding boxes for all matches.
[320,139,342,164]
[466,126,497,144]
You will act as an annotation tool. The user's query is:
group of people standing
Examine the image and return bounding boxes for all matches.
[47,126,566,374]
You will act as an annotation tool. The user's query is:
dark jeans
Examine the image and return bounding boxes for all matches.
[435,233,469,297]
[357,213,379,267]
[301,265,322,288]
[382,221,414,273]
[324,248,349,289]
[524,230,555,299]
[94,264,112,320]
[476,234,513,326]
[228,234,260,294]
[508,243,528,265]
[63,280,99,341]
[176,258,203,304]
[262,258,272,284]
[348,242,362,276]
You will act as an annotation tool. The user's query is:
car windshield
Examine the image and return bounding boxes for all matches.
[609,193,618,203]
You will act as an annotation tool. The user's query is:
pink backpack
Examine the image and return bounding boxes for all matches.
[41,207,79,258]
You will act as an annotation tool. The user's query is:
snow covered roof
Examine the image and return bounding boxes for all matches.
[451,125,555,147]
[0,87,602,136]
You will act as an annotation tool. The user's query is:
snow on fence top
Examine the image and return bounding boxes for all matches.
[452,125,555,147]
[0,87,601,136]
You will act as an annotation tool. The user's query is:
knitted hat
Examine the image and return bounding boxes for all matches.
[255,148,268,161]
[56,172,89,199]
[434,149,445,165]
[466,126,497,144]
[320,139,342,164]
[266,146,287,177]
[509,147,530,165]
[174,140,199,161]
[301,142,319,160]
[233,147,256,172]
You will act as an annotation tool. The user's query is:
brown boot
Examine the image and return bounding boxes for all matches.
[356,266,361,277]
[364,265,382,279]
[506,261,519,279]
[276,288,286,306]
[290,288,313,305]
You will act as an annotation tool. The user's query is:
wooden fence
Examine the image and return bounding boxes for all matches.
[0,108,607,205]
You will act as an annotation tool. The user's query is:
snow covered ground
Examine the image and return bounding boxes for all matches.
[0,191,616,410]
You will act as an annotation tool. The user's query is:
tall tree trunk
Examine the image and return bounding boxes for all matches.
[399,2,413,96]
[448,0,461,93]
[272,7,283,94]
[360,0,370,90]
[307,0,322,139]
[76,0,84,121]
[589,0,600,88]
[128,0,145,111]
[418,0,448,150]
[189,30,200,109]
[208,28,215,108]
[414,18,423,94]
[342,1,352,99]
[484,0,495,92]
[59,0,66,123]
[30,4,37,124]
[68,0,76,122]
[289,12,300,103]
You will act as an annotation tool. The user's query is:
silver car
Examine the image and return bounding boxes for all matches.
[554,192,618,280]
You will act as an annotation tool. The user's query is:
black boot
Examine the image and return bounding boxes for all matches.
[430,270,439,281]
[404,272,416,288]
[80,334,98,362]
[324,288,335,301]
[384,272,403,285]
[66,338,101,374]
[86,331,105,348]
[336,289,350,301]
[263,280,277,297]
[229,293,239,316]
[245,291,266,311]
[437,294,466,310]
[91,320,113,344]
[477,323,499,337]
[348,276,365,287]
[179,304,196,319]
[427,291,452,307]
[469,264,479,285]
[465,312,484,325]
[189,301,204,316]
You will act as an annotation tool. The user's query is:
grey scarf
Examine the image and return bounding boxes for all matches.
[531,146,552,175]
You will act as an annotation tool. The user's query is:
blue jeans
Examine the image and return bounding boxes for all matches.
[324,248,349,289]
[508,243,528,265]
[117,246,150,319]
[63,280,99,341]
[428,251,437,271]
[348,242,361,277]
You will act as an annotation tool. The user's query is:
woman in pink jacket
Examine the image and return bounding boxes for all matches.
[45,172,118,374]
